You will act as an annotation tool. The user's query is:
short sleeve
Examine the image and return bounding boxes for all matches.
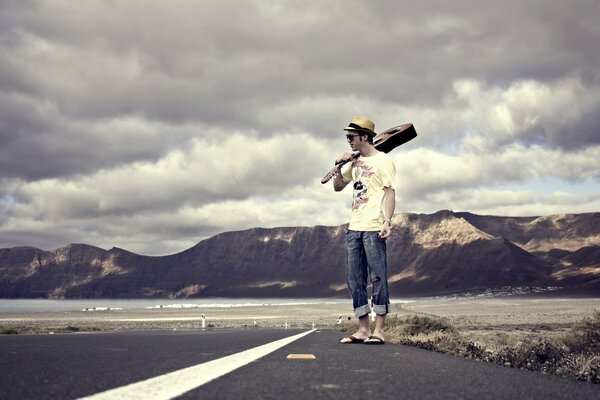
[341,163,353,183]
[380,157,396,189]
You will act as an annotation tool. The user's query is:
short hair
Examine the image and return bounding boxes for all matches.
[360,133,374,145]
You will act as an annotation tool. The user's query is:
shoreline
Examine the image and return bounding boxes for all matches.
[1,297,599,338]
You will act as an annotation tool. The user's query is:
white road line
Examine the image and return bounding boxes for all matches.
[78,329,316,400]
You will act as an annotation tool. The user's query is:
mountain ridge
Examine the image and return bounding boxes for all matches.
[1,210,599,298]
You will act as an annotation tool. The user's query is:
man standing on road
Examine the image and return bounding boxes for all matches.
[333,116,396,345]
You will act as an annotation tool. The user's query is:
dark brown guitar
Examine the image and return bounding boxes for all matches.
[320,123,417,184]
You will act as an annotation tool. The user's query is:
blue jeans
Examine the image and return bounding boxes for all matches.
[346,230,390,317]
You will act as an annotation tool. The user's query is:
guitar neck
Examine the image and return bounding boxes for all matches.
[321,152,359,184]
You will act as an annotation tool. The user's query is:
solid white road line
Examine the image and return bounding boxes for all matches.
[78,329,316,400]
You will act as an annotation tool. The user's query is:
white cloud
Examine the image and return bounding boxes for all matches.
[406,188,600,218]
[449,78,600,149]
[394,143,600,201]
[9,131,330,218]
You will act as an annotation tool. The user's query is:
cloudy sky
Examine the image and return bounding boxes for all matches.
[1,0,599,255]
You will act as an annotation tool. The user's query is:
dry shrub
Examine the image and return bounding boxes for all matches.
[562,310,600,354]
[65,325,81,332]
[1,327,21,334]
[572,355,600,384]
[393,331,487,359]
[553,354,600,384]
[335,314,456,343]
[389,314,457,336]
[377,314,485,359]
[490,338,568,373]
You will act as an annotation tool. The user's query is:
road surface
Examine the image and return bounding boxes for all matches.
[1,328,598,399]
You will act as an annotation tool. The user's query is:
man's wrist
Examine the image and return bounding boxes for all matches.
[384,219,392,226]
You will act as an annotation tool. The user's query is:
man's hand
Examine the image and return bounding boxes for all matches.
[379,187,395,239]
[336,152,355,165]
[379,222,392,240]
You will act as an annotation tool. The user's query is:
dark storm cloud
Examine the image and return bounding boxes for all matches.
[0,91,199,180]
[2,1,599,146]
[4,1,598,118]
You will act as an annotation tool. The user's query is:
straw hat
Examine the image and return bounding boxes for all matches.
[343,116,376,136]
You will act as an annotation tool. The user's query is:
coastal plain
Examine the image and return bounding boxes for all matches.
[399,296,600,348]
[1,297,599,347]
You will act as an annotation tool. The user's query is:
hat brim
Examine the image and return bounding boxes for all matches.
[344,126,376,136]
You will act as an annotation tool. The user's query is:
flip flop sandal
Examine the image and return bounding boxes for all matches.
[339,335,365,344]
[364,335,385,345]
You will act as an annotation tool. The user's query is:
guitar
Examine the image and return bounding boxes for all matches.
[320,123,417,184]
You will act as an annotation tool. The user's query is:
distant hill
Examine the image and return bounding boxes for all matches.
[0,211,599,298]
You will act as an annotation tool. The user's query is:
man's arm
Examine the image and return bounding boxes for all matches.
[332,153,353,192]
[379,187,396,239]
[333,168,349,191]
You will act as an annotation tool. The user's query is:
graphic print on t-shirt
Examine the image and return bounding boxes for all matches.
[352,159,374,210]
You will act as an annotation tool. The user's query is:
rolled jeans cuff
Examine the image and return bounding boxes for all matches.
[372,303,389,316]
[353,304,371,318]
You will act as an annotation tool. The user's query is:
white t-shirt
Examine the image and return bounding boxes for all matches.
[341,152,396,231]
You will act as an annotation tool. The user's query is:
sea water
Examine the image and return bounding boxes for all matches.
[0,298,353,313]
[0,298,417,313]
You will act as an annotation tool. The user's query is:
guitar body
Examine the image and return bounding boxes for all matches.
[373,123,417,153]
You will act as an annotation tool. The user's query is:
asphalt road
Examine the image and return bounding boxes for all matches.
[1,329,599,400]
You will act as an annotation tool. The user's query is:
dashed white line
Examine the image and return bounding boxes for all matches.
[78,329,316,400]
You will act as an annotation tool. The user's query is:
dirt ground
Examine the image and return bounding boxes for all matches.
[398,296,600,348]
[1,297,599,345]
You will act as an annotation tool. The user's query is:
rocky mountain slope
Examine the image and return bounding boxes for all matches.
[0,211,598,298]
